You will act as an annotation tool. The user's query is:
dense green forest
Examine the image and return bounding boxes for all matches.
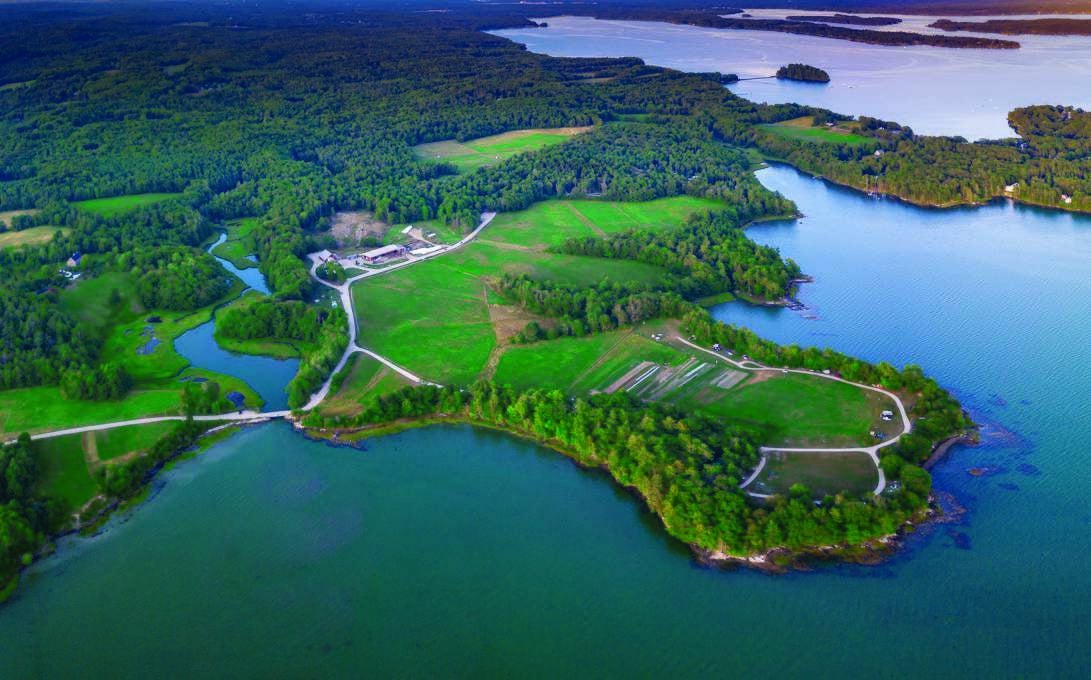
[776,64,832,83]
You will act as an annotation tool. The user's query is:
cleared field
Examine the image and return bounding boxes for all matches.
[32,436,98,510]
[493,323,893,449]
[353,197,713,385]
[73,192,181,217]
[414,127,592,173]
[752,451,879,498]
[0,208,41,227]
[0,387,180,438]
[0,225,68,248]
[211,217,259,269]
[317,353,413,418]
[88,421,177,461]
[761,116,873,146]
[486,197,721,249]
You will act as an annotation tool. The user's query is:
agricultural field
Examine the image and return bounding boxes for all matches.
[494,322,897,449]
[0,225,68,249]
[72,192,181,217]
[413,127,593,173]
[749,451,879,498]
[316,354,413,418]
[211,217,260,269]
[353,196,716,384]
[761,116,874,147]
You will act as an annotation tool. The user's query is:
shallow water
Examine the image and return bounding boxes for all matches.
[172,232,296,410]
[492,15,1091,139]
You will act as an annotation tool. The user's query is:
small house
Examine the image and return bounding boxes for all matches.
[1062,194,1073,204]
[66,251,83,268]
[1004,183,1019,194]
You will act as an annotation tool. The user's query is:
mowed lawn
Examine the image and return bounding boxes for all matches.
[0,225,69,249]
[755,451,879,498]
[677,372,876,447]
[761,116,873,147]
[413,127,592,173]
[73,192,181,217]
[0,386,181,438]
[353,197,716,385]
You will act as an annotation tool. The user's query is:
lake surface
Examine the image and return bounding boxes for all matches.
[5,24,1091,672]
[492,15,1091,139]
[173,232,297,411]
[1,163,1089,676]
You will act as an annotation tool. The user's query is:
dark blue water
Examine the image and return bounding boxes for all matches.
[172,233,296,410]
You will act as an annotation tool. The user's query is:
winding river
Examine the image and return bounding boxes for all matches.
[1,164,1087,676]
[173,233,298,411]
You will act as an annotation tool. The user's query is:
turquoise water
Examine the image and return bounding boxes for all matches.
[172,233,297,411]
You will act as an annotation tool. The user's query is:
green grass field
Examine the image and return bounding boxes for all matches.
[761,117,873,147]
[317,353,413,418]
[211,217,260,269]
[0,387,180,438]
[32,436,99,510]
[90,421,177,461]
[354,196,716,385]
[753,451,879,498]
[72,192,181,217]
[413,127,592,173]
[0,225,68,249]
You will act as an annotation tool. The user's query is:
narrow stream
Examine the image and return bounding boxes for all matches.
[172,232,298,411]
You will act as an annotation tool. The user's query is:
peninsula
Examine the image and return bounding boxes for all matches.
[10,0,1091,598]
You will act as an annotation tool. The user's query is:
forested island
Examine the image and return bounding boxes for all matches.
[5,0,1089,594]
[786,14,902,26]
[777,64,832,83]
[930,18,1091,36]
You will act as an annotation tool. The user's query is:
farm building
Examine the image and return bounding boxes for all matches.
[361,244,407,264]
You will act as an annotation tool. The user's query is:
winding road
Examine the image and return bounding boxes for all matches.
[676,337,911,497]
[5,213,498,446]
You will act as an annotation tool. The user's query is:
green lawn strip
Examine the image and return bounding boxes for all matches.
[754,451,878,499]
[695,291,737,306]
[678,372,875,447]
[72,192,182,217]
[0,387,181,438]
[32,436,98,510]
[92,421,177,461]
[0,226,69,249]
[761,122,873,147]
[412,127,591,174]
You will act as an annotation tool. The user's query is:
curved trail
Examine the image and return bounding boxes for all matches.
[302,211,495,409]
[4,214,497,446]
[675,337,910,496]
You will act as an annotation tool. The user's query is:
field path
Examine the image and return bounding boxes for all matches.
[675,337,910,497]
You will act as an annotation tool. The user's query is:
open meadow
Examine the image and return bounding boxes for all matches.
[72,192,182,217]
[760,116,873,147]
[413,127,593,173]
[353,196,714,385]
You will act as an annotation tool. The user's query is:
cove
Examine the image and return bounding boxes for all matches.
[173,233,297,411]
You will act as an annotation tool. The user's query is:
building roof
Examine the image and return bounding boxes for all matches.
[362,244,404,258]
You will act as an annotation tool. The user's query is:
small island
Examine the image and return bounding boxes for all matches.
[786,14,902,27]
[776,63,831,83]
[930,18,1091,36]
